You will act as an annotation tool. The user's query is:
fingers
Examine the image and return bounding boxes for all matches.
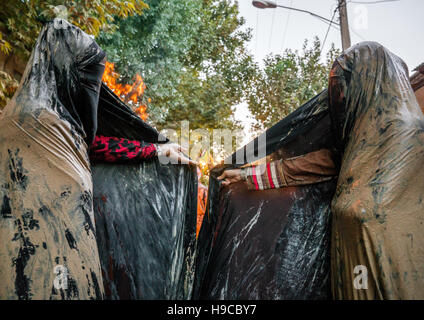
[217,170,236,187]
[217,172,227,180]
[161,144,194,165]
[168,149,197,166]
[169,143,188,154]
[178,145,188,153]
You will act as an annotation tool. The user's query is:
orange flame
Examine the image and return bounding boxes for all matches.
[196,182,208,237]
[102,61,149,120]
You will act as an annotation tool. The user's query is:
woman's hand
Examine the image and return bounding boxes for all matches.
[217,169,242,186]
[157,143,197,165]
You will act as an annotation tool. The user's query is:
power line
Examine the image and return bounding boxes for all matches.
[274,3,340,25]
[279,0,293,53]
[255,9,259,55]
[348,0,399,4]
[268,6,276,51]
[347,0,367,42]
[320,5,339,56]
[316,15,341,31]
[257,1,340,55]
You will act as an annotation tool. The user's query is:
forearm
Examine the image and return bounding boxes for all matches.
[89,135,157,163]
[242,149,338,190]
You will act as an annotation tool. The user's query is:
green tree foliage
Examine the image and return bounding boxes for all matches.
[97,0,257,131]
[0,71,18,107]
[97,0,200,125]
[170,0,257,131]
[0,0,147,59]
[247,38,340,131]
[0,0,147,108]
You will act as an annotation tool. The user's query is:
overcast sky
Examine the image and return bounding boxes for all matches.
[239,0,423,68]
[234,0,424,143]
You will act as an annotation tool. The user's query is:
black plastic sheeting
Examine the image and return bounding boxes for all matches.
[92,84,198,300]
[194,41,424,300]
[194,90,339,299]
[329,42,424,299]
[0,18,106,299]
[0,18,198,300]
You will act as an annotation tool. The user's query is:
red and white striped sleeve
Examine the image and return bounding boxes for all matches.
[243,161,285,190]
[242,149,337,190]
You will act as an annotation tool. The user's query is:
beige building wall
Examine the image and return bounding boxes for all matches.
[415,86,424,113]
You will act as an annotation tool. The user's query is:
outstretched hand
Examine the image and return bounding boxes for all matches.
[217,169,242,186]
[157,143,197,165]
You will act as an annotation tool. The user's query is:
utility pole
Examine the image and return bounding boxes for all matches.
[338,0,351,50]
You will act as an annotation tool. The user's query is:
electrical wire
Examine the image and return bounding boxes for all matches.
[275,3,340,25]
[316,15,341,30]
[277,1,339,53]
[255,9,259,55]
[348,0,399,43]
[320,5,339,56]
[268,6,276,51]
[279,0,293,53]
[348,0,399,4]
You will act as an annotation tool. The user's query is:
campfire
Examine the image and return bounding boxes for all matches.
[102,61,149,120]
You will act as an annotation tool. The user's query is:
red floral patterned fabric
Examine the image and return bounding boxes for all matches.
[89,135,157,162]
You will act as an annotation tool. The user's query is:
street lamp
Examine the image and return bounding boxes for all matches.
[252,0,339,26]
[252,1,277,9]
